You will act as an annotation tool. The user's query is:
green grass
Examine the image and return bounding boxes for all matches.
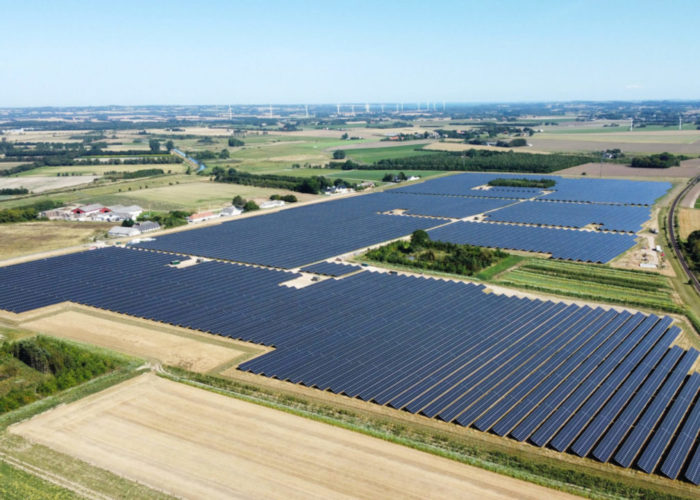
[475,254,525,280]
[17,164,186,177]
[326,169,448,182]
[0,460,79,499]
[495,259,680,312]
[345,144,434,163]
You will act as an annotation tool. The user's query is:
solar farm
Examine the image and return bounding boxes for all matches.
[1,172,698,487]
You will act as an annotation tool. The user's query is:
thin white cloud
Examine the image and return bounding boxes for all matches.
[625,83,643,89]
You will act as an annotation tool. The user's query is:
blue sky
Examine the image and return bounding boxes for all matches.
[1,0,699,106]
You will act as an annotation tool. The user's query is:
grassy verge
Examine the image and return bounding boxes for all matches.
[475,254,525,280]
[0,459,79,500]
[161,366,696,500]
[495,259,681,313]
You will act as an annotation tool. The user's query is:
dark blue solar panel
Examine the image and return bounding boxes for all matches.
[614,349,699,468]
[0,244,695,483]
[300,261,362,276]
[429,221,637,263]
[636,373,700,474]
[660,387,700,480]
[485,200,650,233]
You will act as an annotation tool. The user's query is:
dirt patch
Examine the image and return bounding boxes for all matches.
[22,310,250,373]
[424,142,549,154]
[11,374,576,500]
[679,208,700,240]
[0,221,111,261]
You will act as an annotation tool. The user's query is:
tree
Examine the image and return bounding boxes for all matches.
[341,133,349,140]
[410,230,430,248]
[243,200,259,212]
[220,148,230,159]
[149,139,161,153]
[121,218,134,227]
[232,195,245,207]
[398,171,407,181]
[165,140,174,151]
[228,137,244,147]
[333,150,346,160]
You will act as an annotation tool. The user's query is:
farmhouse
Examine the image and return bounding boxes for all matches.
[135,221,161,233]
[72,204,110,217]
[187,211,217,223]
[108,204,143,220]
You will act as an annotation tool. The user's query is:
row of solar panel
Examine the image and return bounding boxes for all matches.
[483,200,651,233]
[429,221,637,262]
[0,247,696,483]
[300,261,362,276]
[392,172,671,206]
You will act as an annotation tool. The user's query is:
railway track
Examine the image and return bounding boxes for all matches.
[667,175,700,295]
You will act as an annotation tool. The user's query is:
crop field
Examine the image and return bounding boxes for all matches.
[557,161,700,179]
[99,179,316,211]
[0,460,78,499]
[9,373,576,500]
[22,309,262,373]
[344,144,435,163]
[529,130,700,154]
[495,259,679,312]
[678,208,700,240]
[327,169,448,182]
[0,175,98,194]
[16,163,187,177]
[0,221,111,260]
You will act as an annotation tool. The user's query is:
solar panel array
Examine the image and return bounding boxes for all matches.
[0,246,697,483]
[300,261,362,276]
[429,221,637,263]
[485,200,651,233]
[133,192,512,269]
[393,172,671,206]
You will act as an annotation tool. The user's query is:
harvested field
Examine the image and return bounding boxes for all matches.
[11,374,574,500]
[22,310,257,373]
[557,161,700,179]
[423,142,549,154]
[0,175,98,193]
[678,208,700,240]
[529,135,700,154]
[0,221,111,260]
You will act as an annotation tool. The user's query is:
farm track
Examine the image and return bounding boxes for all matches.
[668,175,700,295]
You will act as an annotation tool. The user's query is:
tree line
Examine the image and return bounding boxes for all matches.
[487,178,556,188]
[630,152,685,168]
[0,200,63,224]
[351,150,595,173]
[211,167,357,194]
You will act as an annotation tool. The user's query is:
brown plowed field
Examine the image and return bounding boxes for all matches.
[11,374,576,500]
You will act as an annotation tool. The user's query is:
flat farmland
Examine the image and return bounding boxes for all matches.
[10,374,576,500]
[423,142,549,155]
[344,144,435,163]
[529,130,700,154]
[326,169,449,182]
[96,179,317,211]
[678,208,700,239]
[17,163,187,177]
[0,221,111,260]
[0,175,98,193]
[21,309,262,373]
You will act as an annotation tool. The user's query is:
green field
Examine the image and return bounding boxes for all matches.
[345,144,434,163]
[327,169,449,182]
[96,178,312,211]
[0,460,78,500]
[496,259,680,312]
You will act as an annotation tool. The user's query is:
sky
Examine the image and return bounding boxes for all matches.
[1,0,699,106]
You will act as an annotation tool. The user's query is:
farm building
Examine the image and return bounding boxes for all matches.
[108,205,143,220]
[220,206,243,217]
[260,200,285,209]
[72,204,110,217]
[187,211,217,224]
[107,226,141,238]
[135,221,161,233]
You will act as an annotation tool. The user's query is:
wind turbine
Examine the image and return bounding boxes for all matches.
[305,104,309,118]
[365,103,370,113]
[336,103,340,115]
[679,114,682,130]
